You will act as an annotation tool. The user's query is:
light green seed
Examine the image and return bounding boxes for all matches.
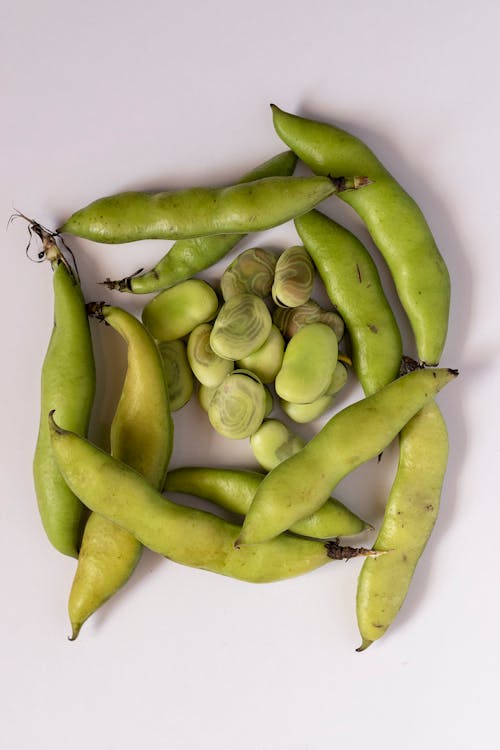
[275,323,338,404]
[272,245,315,308]
[142,279,219,341]
[187,323,234,387]
[237,324,285,383]
[158,339,194,411]
[210,293,272,361]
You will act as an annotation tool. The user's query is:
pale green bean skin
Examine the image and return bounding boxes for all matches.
[165,467,368,538]
[33,252,95,558]
[295,210,402,395]
[49,420,337,583]
[108,151,297,294]
[58,175,351,244]
[275,323,338,404]
[237,368,457,546]
[142,279,219,342]
[356,401,448,650]
[68,305,173,638]
[272,105,450,365]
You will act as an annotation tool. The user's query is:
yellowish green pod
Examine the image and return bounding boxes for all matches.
[207,370,267,439]
[272,245,315,308]
[237,324,285,383]
[220,247,277,300]
[158,339,194,411]
[210,293,272,361]
[187,323,234,387]
[275,323,338,404]
[250,419,306,471]
[237,368,458,546]
[142,279,219,341]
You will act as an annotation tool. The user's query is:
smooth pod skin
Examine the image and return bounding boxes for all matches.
[356,401,448,650]
[142,279,219,341]
[108,151,297,294]
[33,240,95,558]
[48,417,369,583]
[58,174,366,244]
[236,368,458,546]
[295,210,402,395]
[272,105,450,365]
[165,467,368,538]
[274,323,338,404]
[68,305,173,639]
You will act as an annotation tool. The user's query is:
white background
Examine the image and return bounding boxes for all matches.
[2,1,499,748]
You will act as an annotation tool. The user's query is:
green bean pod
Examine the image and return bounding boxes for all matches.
[104,151,297,294]
[59,174,369,244]
[49,417,376,582]
[356,401,448,650]
[272,105,450,365]
[68,304,173,639]
[236,367,458,546]
[295,210,402,395]
[165,467,369,538]
[32,228,95,558]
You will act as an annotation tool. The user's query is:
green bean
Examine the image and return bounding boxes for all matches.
[32,225,95,558]
[280,394,334,423]
[220,247,277,300]
[48,415,377,582]
[210,293,272,361]
[356,401,448,650]
[237,324,285,383]
[207,370,267,439]
[187,323,234,387]
[158,340,194,411]
[236,367,458,546]
[274,323,338,404]
[165,467,369,538]
[142,279,219,341]
[295,210,402,395]
[250,419,305,471]
[103,151,297,294]
[68,304,173,639]
[272,299,344,341]
[198,382,218,412]
[59,174,369,244]
[272,105,450,365]
[272,245,315,308]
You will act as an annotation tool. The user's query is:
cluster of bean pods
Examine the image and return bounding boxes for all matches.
[28,105,457,649]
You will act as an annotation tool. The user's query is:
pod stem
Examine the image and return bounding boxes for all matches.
[86,301,108,321]
[12,211,79,279]
[329,175,372,192]
[325,539,384,560]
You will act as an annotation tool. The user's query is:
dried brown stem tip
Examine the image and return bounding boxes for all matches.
[325,539,385,561]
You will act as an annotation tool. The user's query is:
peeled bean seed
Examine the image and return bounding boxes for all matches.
[207,370,267,439]
[220,247,277,300]
[142,279,219,341]
[187,323,234,387]
[273,299,344,341]
[198,382,218,412]
[158,340,194,411]
[237,324,285,383]
[210,293,272,361]
[275,323,338,404]
[250,419,306,471]
[280,394,334,424]
[272,245,315,307]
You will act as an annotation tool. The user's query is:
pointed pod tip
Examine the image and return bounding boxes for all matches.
[356,639,373,653]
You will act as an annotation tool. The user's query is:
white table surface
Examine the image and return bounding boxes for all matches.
[2,2,499,748]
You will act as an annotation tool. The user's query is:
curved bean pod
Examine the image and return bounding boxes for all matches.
[356,401,448,650]
[49,417,376,582]
[68,304,173,639]
[106,151,297,294]
[236,368,458,546]
[59,175,368,244]
[32,227,95,558]
[295,210,402,395]
[165,466,369,538]
[272,105,450,365]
